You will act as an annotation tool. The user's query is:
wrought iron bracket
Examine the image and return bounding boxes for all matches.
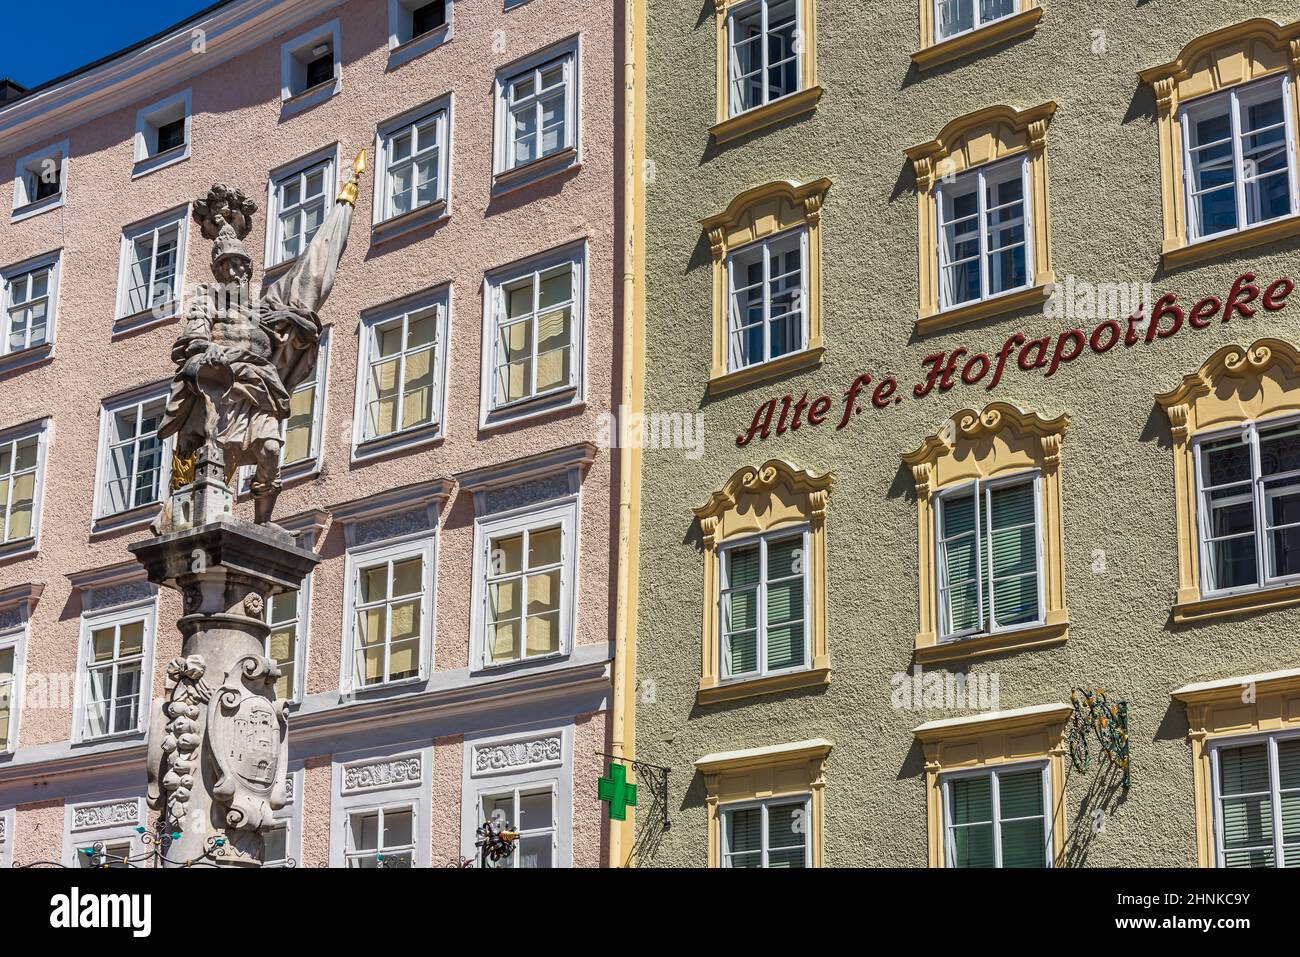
[596,751,671,829]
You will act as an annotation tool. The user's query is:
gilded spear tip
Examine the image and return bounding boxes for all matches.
[354,149,367,175]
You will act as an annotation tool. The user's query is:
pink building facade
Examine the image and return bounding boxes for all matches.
[0,0,625,868]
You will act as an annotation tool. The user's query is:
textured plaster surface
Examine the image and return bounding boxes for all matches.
[635,2,1300,866]
[0,0,617,867]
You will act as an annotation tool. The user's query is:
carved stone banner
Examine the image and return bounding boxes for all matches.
[471,734,563,776]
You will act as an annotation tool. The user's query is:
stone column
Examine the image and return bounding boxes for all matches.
[130,450,318,867]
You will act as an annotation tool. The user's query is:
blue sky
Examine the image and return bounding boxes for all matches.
[2,0,221,88]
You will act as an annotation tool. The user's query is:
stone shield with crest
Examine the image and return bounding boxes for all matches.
[207,654,288,831]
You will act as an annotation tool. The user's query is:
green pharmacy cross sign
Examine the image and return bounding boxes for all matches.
[598,762,638,821]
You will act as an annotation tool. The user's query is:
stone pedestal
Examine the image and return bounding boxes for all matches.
[130,510,318,867]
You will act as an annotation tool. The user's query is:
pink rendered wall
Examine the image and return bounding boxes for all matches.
[0,0,618,867]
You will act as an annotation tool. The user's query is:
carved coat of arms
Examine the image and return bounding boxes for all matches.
[208,655,289,830]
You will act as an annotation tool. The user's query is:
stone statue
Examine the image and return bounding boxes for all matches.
[158,152,366,524]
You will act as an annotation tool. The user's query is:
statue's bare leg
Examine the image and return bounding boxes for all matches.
[251,438,283,525]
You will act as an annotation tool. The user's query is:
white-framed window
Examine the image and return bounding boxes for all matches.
[133,90,191,176]
[0,628,23,753]
[388,0,452,65]
[1210,731,1300,868]
[374,98,451,225]
[354,287,449,457]
[75,602,155,743]
[1194,416,1300,597]
[725,228,807,372]
[343,536,434,692]
[266,584,308,703]
[942,761,1051,868]
[63,796,146,867]
[11,139,68,220]
[493,38,580,183]
[473,500,577,669]
[0,807,13,868]
[267,149,337,268]
[280,19,341,113]
[482,242,586,424]
[934,0,1018,43]
[262,820,291,867]
[480,784,557,868]
[720,795,810,868]
[935,472,1043,641]
[283,329,329,473]
[1181,75,1298,244]
[0,420,49,554]
[263,765,303,867]
[1,252,59,359]
[93,388,170,523]
[719,526,810,681]
[115,207,188,326]
[935,155,1031,312]
[726,0,802,117]
[345,803,416,868]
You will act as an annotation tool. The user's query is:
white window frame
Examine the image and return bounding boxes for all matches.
[0,624,26,754]
[726,0,804,118]
[387,0,453,67]
[265,577,311,705]
[1208,728,1300,869]
[331,744,432,868]
[0,418,50,559]
[279,19,342,116]
[717,525,811,682]
[933,0,1021,44]
[114,205,189,330]
[480,240,587,429]
[92,385,173,528]
[934,470,1045,642]
[344,802,417,867]
[72,598,157,744]
[0,807,13,868]
[1180,75,1300,245]
[373,95,452,230]
[133,89,192,178]
[11,139,68,222]
[492,36,581,188]
[263,765,304,867]
[940,759,1053,868]
[0,250,61,364]
[352,286,450,461]
[340,535,436,694]
[265,145,338,270]
[1192,414,1300,600]
[935,155,1033,313]
[471,499,579,671]
[719,794,813,868]
[478,781,559,868]
[62,794,147,867]
[725,227,809,373]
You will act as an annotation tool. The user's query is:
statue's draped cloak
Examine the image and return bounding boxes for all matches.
[159,199,354,463]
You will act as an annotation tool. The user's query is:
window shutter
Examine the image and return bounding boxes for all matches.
[987,480,1039,626]
[948,776,994,868]
[997,769,1047,868]
[1219,744,1274,866]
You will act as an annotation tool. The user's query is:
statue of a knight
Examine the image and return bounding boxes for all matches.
[159,154,366,524]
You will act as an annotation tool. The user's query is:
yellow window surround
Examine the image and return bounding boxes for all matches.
[695,738,831,867]
[904,102,1056,334]
[709,0,822,143]
[1157,338,1300,623]
[694,458,832,704]
[912,0,1043,71]
[1139,18,1300,270]
[700,178,831,395]
[901,401,1070,663]
[1172,668,1300,868]
[913,703,1070,867]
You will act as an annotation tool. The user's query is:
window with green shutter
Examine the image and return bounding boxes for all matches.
[720,528,808,680]
[1214,734,1300,867]
[721,797,809,868]
[943,764,1049,867]
[936,475,1041,640]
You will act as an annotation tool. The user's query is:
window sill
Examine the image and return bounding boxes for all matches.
[351,421,443,463]
[911,9,1043,71]
[371,200,449,246]
[706,345,824,396]
[91,502,160,537]
[697,666,831,705]
[1162,215,1300,271]
[0,341,53,377]
[11,193,64,224]
[386,24,452,70]
[131,144,190,180]
[280,78,341,120]
[113,305,179,338]
[480,389,582,432]
[0,536,37,564]
[1173,581,1300,624]
[709,86,823,144]
[914,619,1067,664]
[492,146,580,197]
[917,277,1054,336]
